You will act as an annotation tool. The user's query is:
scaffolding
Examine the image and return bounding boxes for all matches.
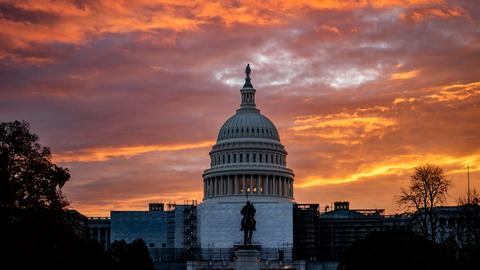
[183,200,197,251]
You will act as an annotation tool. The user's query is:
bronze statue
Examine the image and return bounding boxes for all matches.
[240,200,256,246]
[245,64,251,78]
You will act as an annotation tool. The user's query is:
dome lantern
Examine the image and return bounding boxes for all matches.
[240,64,256,110]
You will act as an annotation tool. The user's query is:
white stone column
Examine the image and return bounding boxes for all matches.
[278,177,281,196]
[260,175,264,194]
[212,178,215,197]
[250,174,253,194]
[291,178,294,198]
[222,176,225,196]
[209,178,212,197]
[242,174,246,194]
[227,175,231,195]
[235,175,239,194]
[276,177,279,195]
[267,175,270,195]
[287,178,291,197]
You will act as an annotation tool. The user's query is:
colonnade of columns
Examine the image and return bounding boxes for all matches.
[203,174,293,198]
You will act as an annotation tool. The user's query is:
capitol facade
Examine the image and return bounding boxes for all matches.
[198,65,295,248]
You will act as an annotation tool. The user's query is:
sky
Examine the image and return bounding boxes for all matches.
[1,0,479,216]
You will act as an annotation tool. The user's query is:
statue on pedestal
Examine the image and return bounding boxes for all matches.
[240,201,256,246]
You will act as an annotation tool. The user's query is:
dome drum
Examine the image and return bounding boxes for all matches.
[202,173,294,200]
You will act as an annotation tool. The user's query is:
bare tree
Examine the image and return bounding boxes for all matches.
[398,164,450,242]
[457,189,480,206]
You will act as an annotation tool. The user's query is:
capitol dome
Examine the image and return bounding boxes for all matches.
[217,110,280,141]
[202,64,294,200]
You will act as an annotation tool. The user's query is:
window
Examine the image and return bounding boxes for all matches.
[259,154,263,163]
[228,154,231,163]
[240,153,243,162]
[233,154,237,163]
[253,153,256,162]
[246,153,250,162]
[222,155,225,164]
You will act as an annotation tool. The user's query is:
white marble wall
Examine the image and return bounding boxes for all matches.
[198,197,293,248]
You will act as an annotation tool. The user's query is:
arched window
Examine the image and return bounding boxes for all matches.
[253,153,256,162]
[233,154,237,163]
[270,154,273,163]
[228,154,231,163]
[246,153,250,162]
[222,155,225,164]
[259,153,263,163]
[275,155,278,164]
[240,153,243,162]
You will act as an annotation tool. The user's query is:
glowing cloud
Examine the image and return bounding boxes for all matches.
[54,141,214,163]
[296,153,480,188]
[391,70,419,80]
[290,113,396,145]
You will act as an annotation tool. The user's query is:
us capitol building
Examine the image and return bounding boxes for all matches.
[199,65,295,249]
[76,65,431,269]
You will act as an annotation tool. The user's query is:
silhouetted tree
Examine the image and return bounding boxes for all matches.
[457,189,480,206]
[0,120,70,213]
[111,239,153,270]
[398,164,450,242]
[338,231,457,270]
[1,121,111,270]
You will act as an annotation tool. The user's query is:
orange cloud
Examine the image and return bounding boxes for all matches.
[69,191,204,217]
[393,97,417,104]
[392,81,480,105]
[53,141,214,162]
[426,81,480,102]
[390,70,419,80]
[0,0,450,54]
[290,112,396,145]
[400,6,468,22]
[296,153,480,188]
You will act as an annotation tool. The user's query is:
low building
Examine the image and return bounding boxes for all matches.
[87,217,111,250]
[412,204,480,246]
[110,202,191,249]
[317,202,385,261]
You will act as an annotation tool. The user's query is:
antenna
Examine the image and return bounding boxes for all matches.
[468,165,470,204]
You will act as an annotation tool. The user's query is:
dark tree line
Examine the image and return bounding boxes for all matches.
[340,164,480,270]
[1,121,152,270]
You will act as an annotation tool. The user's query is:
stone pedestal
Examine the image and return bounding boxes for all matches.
[235,248,260,270]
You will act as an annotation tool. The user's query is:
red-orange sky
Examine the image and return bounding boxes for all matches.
[1,0,479,216]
